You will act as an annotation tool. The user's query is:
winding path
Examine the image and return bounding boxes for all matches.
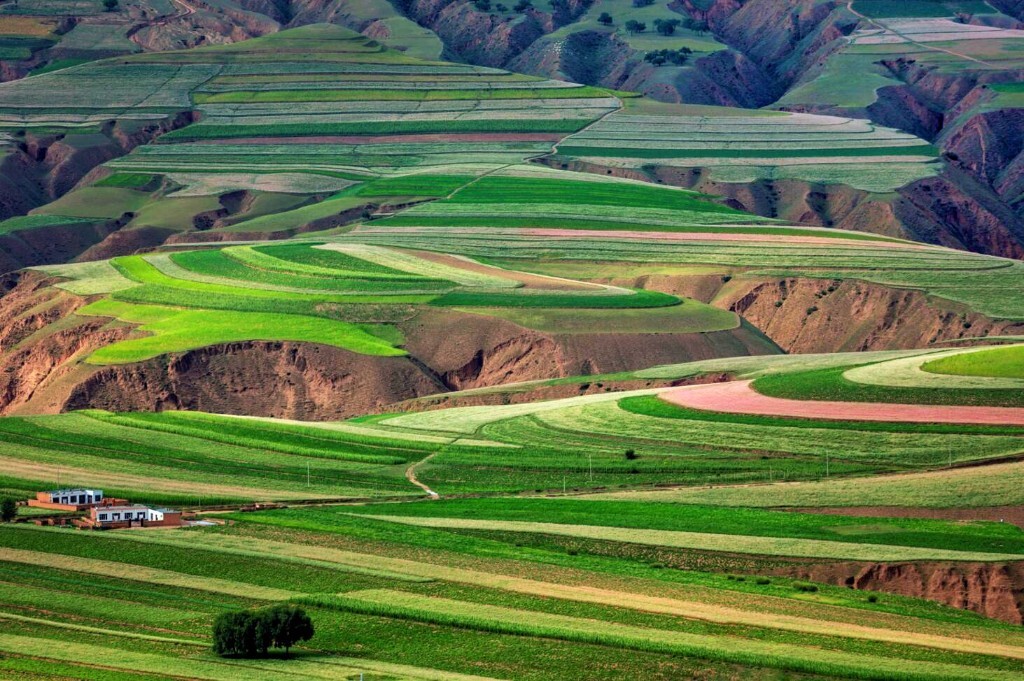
[406,452,440,499]
[660,380,1024,426]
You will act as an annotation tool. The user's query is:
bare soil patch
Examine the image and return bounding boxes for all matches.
[661,380,1024,425]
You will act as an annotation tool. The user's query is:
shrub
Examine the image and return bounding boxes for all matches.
[103,0,119,10]
[793,582,819,593]
[755,577,771,585]
[213,605,314,658]
[474,0,492,9]
[513,0,532,11]
[1,499,16,523]
[867,594,879,603]
[624,449,638,460]
[598,12,613,25]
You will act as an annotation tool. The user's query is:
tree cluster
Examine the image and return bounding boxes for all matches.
[625,20,646,34]
[681,17,709,35]
[653,18,680,36]
[212,605,314,658]
[643,47,692,66]
[1,499,16,523]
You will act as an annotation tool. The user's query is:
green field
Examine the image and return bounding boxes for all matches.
[922,345,1024,379]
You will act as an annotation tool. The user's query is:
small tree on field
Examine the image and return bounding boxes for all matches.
[624,449,638,461]
[103,0,119,11]
[653,18,681,36]
[213,606,314,658]
[1,499,16,523]
[682,17,709,35]
[513,0,532,11]
[625,20,646,34]
[597,12,613,26]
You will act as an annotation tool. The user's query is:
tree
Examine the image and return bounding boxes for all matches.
[1,499,16,523]
[597,12,613,26]
[266,605,315,657]
[653,18,681,36]
[624,20,646,34]
[474,0,491,10]
[213,606,314,658]
[513,0,532,11]
[682,17,709,36]
[624,449,638,460]
[644,47,691,66]
[102,0,119,11]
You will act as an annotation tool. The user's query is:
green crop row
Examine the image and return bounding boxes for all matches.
[161,117,593,140]
[557,144,940,159]
[430,289,681,309]
[193,86,610,104]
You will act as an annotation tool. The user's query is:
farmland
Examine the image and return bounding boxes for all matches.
[2,507,1024,680]
[1,5,1024,679]
[554,102,942,193]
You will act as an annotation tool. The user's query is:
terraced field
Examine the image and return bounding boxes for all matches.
[0,25,620,244]
[30,238,694,366]
[353,198,1024,320]
[555,102,942,192]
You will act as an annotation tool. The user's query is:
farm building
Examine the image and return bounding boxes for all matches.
[28,488,111,511]
[84,505,183,529]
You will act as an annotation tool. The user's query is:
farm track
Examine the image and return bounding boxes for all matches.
[662,380,1024,425]
[406,452,440,499]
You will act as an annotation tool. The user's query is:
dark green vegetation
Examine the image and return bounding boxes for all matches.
[212,605,313,658]
[431,288,680,309]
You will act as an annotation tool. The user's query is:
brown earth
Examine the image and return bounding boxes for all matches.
[625,272,1024,354]
[778,561,1024,625]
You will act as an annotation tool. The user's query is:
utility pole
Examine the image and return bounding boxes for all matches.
[563,475,566,494]
[307,461,311,487]
[588,453,593,482]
